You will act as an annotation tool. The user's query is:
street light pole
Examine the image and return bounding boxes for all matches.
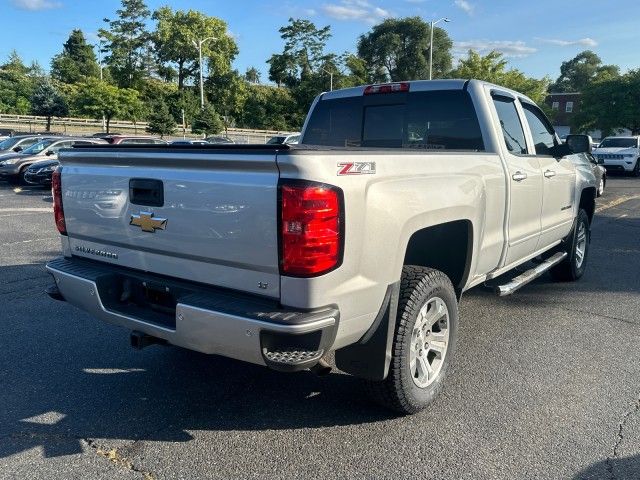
[429,17,451,80]
[321,68,334,91]
[192,36,216,109]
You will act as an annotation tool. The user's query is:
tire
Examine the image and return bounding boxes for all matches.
[632,159,640,177]
[367,266,458,415]
[550,208,590,282]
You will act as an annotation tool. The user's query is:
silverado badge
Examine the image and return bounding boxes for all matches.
[130,211,167,233]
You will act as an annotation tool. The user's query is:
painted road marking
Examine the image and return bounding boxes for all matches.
[596,194,640,213]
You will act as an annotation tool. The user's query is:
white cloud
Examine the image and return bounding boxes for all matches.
[535,37,598,47]
[12,0,61,10]
[322,0,391,23]
[454,0,474,15]
[454,40,537,58]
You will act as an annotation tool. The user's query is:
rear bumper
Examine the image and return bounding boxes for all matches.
[46,257,338,371]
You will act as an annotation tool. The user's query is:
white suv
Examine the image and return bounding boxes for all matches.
[593,136,640,176]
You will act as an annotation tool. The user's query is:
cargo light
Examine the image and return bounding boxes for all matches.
[52,167,67,235]
[279,181,343,277]
[363,82,410,95]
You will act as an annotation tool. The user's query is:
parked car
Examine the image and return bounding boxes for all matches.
[46,79,596,415]
[593,136,640,176]
[103,135,167,145]
[206,136,234,144]
[0,138,105,184]
[0,135,48,155]
[170,140,210,146]
[23,159,59,186]
[266,133,301,145]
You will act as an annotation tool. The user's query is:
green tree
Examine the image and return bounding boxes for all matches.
[99,0,151,88]
[450,50,549,104]
[574,70,640,136]
[146,100,176,137]
[357,17,453,82]
[30,80,69,131]
[239,84,299,130]
[244,66,260,84]
[74,79,141,133]
[207,70,248,134]
[267,18,331,87]
[0,51,37,114]
[191,103,223,135]
[550,50,620,93]
[152,7,238,90]
[51,29,100,84]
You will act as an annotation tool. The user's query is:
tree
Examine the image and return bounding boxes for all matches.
[357,17,453,82]
[244,66,260,84]
[146,100,176,137]
[152,7,238,90]
[0,51,37,114]
[574,70,640,136]
[191,104,223,136]
[550,50,620,93]
[30,80,69,131]
[51,29,100,84]
[206,70,248,134]
[239,84,299,131]
[267,18,331,87]
[99,0,151,88]
[74,79,141,133]
[450,50,550,104]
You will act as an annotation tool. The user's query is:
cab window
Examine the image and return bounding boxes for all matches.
[492,96,527,155]
[521,103,556,156]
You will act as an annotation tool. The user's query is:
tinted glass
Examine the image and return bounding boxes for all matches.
[303,90,484,151]
[0,137,21,150]
[522,103,556,155]
[599,138,638,148]
[492,97,527,155]
[22,139,55,154]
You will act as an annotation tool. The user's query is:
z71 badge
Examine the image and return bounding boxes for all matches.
[337,162,376,175]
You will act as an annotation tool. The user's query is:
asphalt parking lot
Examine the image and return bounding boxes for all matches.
[0,177,639,480]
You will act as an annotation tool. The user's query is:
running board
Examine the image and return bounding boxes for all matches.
[495,252,568,296]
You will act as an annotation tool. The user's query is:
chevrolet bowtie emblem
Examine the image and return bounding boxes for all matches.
[129,211,167,233]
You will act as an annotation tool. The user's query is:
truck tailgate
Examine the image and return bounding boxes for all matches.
[59,147,281,298]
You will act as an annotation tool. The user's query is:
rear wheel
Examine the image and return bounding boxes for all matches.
[550,208,590,281]
[367,266,458,415]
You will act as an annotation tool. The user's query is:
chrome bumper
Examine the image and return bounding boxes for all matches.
[46,257,337,369]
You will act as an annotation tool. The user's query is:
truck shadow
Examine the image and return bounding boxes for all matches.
[573,454,640,479]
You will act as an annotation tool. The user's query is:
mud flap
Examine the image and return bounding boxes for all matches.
[335,282,399,381]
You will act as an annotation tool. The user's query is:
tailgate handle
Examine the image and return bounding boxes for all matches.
[129,178,164,207]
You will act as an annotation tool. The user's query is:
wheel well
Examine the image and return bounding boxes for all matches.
[403,220,472,292]
[579,187,596,224]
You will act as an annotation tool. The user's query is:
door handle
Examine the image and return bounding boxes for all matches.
[512,171,527,182]
[544,169,556,178]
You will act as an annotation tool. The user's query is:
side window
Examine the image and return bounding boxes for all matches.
[492,96,527,155]
[49,141,71,153]
[522,103,556,156]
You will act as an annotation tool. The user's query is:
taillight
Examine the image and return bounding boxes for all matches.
[52,167,66,235]
[363,82,410,95]
[279,181,343,277]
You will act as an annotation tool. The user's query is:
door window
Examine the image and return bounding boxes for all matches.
[492,96,527,155]
[522,103,556,156]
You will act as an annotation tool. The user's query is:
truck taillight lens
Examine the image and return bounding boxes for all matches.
[52,167,66,235]
[280,181,343,277]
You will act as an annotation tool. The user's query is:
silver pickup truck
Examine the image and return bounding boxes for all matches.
[46,80,596,414]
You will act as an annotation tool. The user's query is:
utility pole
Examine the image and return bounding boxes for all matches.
[192,37,216,109]
[429,18,451,80]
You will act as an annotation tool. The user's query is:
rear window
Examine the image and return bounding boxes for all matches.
[303,90,484,151]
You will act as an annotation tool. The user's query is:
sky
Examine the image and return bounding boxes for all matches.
[1,0,639,82]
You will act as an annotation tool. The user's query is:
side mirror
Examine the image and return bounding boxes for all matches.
[566,134,592,154]
[13,146,22,152]
[45,150,55,156]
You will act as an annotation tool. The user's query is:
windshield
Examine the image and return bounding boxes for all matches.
[0,137,21,150]
[599,138,638,148]
[22,139,56,155]
[302,90,485,151]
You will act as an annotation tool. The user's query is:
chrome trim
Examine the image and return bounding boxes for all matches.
[495,252,567,296]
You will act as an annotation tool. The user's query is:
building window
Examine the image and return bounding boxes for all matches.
[566,101,574,113]
[552,101,559,110]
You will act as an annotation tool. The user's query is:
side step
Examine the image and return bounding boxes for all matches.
[495,252,568,296]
